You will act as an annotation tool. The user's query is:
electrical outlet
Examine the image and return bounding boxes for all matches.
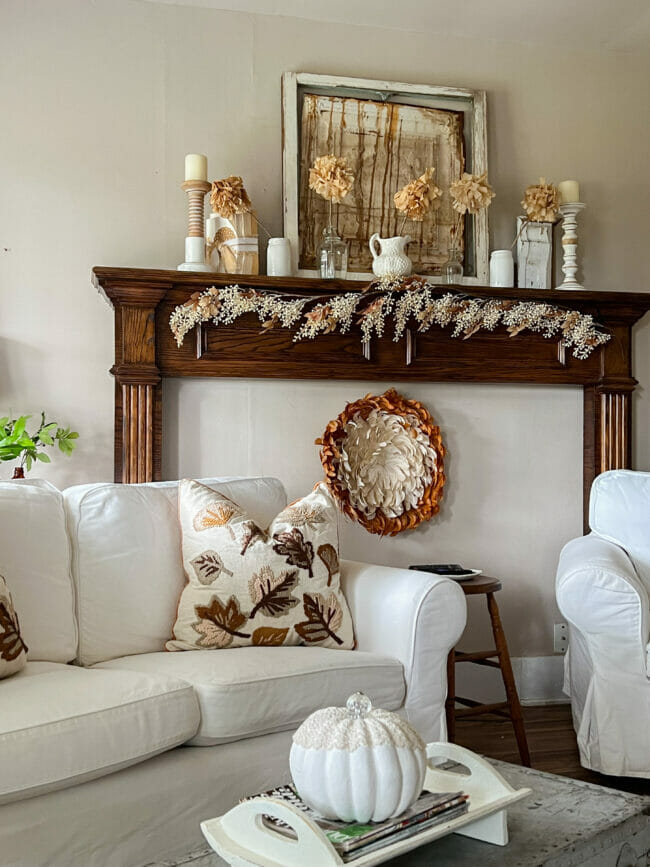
[554,622,568,654]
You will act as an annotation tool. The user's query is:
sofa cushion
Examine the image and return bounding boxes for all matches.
[63,477,287,665]
[0,661,200,805]
[95,647,405,746]
[0,574,28,678]
[0,480,76,662]
[167,480,354,652]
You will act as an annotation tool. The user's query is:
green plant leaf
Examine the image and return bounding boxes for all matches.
[25,455,32,472]
[38,432,54,446]
[12,417,29,438]
[35,452,50,463]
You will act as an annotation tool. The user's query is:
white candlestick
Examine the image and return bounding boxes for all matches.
[559,180,580,204]
[184,153,208,182]
[557,202,586,290]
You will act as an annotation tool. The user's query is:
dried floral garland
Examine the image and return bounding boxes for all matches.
[170,277,611,361]
[316,389,445,536]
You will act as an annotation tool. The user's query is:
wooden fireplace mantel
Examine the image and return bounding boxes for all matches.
[93,266,650,528]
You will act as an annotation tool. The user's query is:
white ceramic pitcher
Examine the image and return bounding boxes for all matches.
[369,234,413,280]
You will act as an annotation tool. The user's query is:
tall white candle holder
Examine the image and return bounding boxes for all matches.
[557,202,586,290]
[178,179,214,272]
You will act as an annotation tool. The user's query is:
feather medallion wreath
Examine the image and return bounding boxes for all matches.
[316,390,445,536]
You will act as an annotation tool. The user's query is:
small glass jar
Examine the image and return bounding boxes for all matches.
[319,226,348,280]
[267,238,292,277]
[442,249,463,285]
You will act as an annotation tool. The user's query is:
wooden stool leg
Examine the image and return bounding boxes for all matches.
[445,648,456,742]
[486,592,531,767]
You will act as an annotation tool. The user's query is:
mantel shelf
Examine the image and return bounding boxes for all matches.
[93,266,650,318]
[92,265,650,530]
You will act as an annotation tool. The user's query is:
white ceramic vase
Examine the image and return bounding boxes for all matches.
[369,234,413,281]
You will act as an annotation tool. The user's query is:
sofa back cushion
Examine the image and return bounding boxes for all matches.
[0,480,76,662]
[590,470,650,591]
[63,477,287,665]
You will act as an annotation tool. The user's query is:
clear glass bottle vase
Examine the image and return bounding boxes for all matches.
[319,226,348,279]
[318,202,348,279]
[442,248,464,285]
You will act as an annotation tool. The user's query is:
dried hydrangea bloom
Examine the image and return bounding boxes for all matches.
[210,176,253,219]
[450,171,495,215]
[521,177,561,222]
[393,167,442,221]
[308,155,355,203]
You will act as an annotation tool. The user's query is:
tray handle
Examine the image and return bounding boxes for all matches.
[201,797,343,867]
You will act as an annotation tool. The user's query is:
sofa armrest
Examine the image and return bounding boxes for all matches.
[556,535,649,674]
[340,559,466,742]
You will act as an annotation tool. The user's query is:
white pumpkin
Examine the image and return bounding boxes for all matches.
[290,693,426,823]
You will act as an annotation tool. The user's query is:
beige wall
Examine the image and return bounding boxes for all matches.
[1,0,648,662]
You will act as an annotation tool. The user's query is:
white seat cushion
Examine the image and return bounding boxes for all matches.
[95,647,405,746]
[0,661,200,805]
[63,477,287,665]
[0,480,76,662]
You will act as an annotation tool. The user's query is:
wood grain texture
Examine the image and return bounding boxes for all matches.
[93,267,650,522]
[456,704,650,796]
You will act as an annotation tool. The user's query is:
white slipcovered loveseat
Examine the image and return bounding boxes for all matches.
[0,476,466,867]
[556,469,650,778]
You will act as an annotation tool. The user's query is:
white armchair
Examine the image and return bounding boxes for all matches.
[556,470,650,778]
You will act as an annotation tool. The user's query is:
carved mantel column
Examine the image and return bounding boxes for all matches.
[583,321,636,530]
[99,281,170,483]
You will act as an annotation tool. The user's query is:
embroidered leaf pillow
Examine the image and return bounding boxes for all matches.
[167,480,355,651]
[0,575,28,679]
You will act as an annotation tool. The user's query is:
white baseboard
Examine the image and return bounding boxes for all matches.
[454,654,568,707]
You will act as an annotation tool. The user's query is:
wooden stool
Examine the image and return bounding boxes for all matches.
[446,575,531,767]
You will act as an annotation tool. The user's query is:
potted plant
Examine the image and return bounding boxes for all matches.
[0,414,79,478]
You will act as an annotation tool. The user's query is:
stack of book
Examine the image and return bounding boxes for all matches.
[242,785,469,862]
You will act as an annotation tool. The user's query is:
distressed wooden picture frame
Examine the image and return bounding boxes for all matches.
[282,72,489,284]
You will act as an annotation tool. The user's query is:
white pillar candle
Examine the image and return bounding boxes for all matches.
[185,153,208,182]
[559,180,580,203]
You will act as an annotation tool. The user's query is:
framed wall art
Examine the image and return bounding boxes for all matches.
[282,72,488,284]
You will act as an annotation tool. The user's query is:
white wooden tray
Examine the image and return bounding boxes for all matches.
[200,743,531,867]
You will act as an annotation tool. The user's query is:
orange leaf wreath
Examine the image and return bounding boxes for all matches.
[316,389,445,536]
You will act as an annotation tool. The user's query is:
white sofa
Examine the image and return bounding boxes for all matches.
[556,469,650,779]
[0,476,466,867]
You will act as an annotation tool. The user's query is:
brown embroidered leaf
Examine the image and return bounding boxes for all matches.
[190,550,233,585]
[272,528,314,577]
[276,503,326,530]
[238,520,267,555]
[317,543,339,586]
[193,500,241,531]
[0,601,28,661]
[252,626,289,646]
[248,566,300,619]
[295,593,343,646]
[192,594,251,648]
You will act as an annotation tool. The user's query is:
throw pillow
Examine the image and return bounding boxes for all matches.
[0,575,28,678]
[167,480,354,651]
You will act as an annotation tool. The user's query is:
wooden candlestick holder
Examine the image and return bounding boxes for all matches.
[557,202,586,290]
[178,179,213,272]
